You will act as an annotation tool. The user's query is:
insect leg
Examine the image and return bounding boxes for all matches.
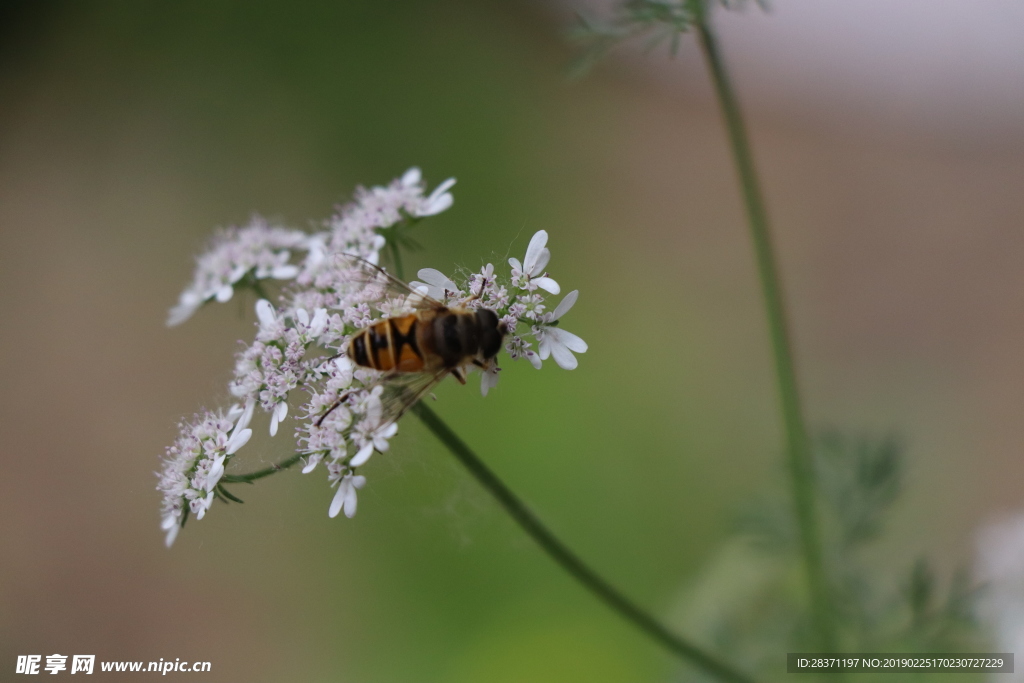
[315,392,352,427]
[315,368,400,427]
[456,277,489,307]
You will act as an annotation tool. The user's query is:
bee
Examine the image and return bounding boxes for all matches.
[317,256,507,427]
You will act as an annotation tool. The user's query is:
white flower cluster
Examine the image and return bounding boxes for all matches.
[166,169,453,328]
[412,229,588,394]
[156,405,253,546]
[158,168,585,546]
[166,218,307,326]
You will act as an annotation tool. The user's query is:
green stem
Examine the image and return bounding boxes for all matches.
[695,16,837,652]
[388,239,405,281]
[221,453,304,483]
[411,402,761,683]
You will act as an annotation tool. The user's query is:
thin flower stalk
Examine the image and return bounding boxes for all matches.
[412,402,760,683]
[694,12,837,651]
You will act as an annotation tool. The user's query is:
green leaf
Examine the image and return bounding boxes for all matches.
[217,485,245,504]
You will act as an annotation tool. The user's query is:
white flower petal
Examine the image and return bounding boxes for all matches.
[352,475,367,489]
[417,177,456,216]
[255,299,276,326]
[537,335,551,360]
[550,342,578,370]
[304,235,327,270]
[166,303,197,327]
[417,268,457,291]
[551,327,588,353]
[161,514,178,531]
[309,308,328,338]
[526,350,542,370]
[226,403,244,422]
[370,423,398,452]
[533,276,560,295]
[215,285,234,303]
[233,398,256,434]
[225,428,252,455]
[271,264,299,279]
[195,491,214,520]
[402,167,422,187]
[206,455,227,491]
[551,290,578,320]
[343,485,359,518]
[364,397,383,426]
[523,230,548,274]
[164,523,181,548]
[481,366,499,396]
[508,257,523,272]
[351,442,375,467]
[432,177,457,197]
[296,308,310,326]
[329,480,348,518]
[530,248,551,277]
[420,193,453,216]
[301,454,321,474]
[166,291,203,327]
[269,402,288,437]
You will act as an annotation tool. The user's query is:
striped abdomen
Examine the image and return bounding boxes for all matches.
[349,314,425,373]
[348,308,504,373]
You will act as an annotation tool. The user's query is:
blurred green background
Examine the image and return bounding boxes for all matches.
[2,1,1024,681]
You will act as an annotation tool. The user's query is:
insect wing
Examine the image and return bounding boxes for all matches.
[314,365,447,430]
[329,253,444,314]
[377,368,449,425]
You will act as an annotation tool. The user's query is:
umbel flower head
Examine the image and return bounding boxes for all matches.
[158,168,586,546]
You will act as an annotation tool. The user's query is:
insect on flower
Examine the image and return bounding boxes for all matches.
[316,255,509,430]
[158,168,587,543]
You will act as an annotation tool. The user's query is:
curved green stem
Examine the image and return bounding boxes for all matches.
[221,453,304,483]
[695,15,837,652]
[412,402,761,683]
